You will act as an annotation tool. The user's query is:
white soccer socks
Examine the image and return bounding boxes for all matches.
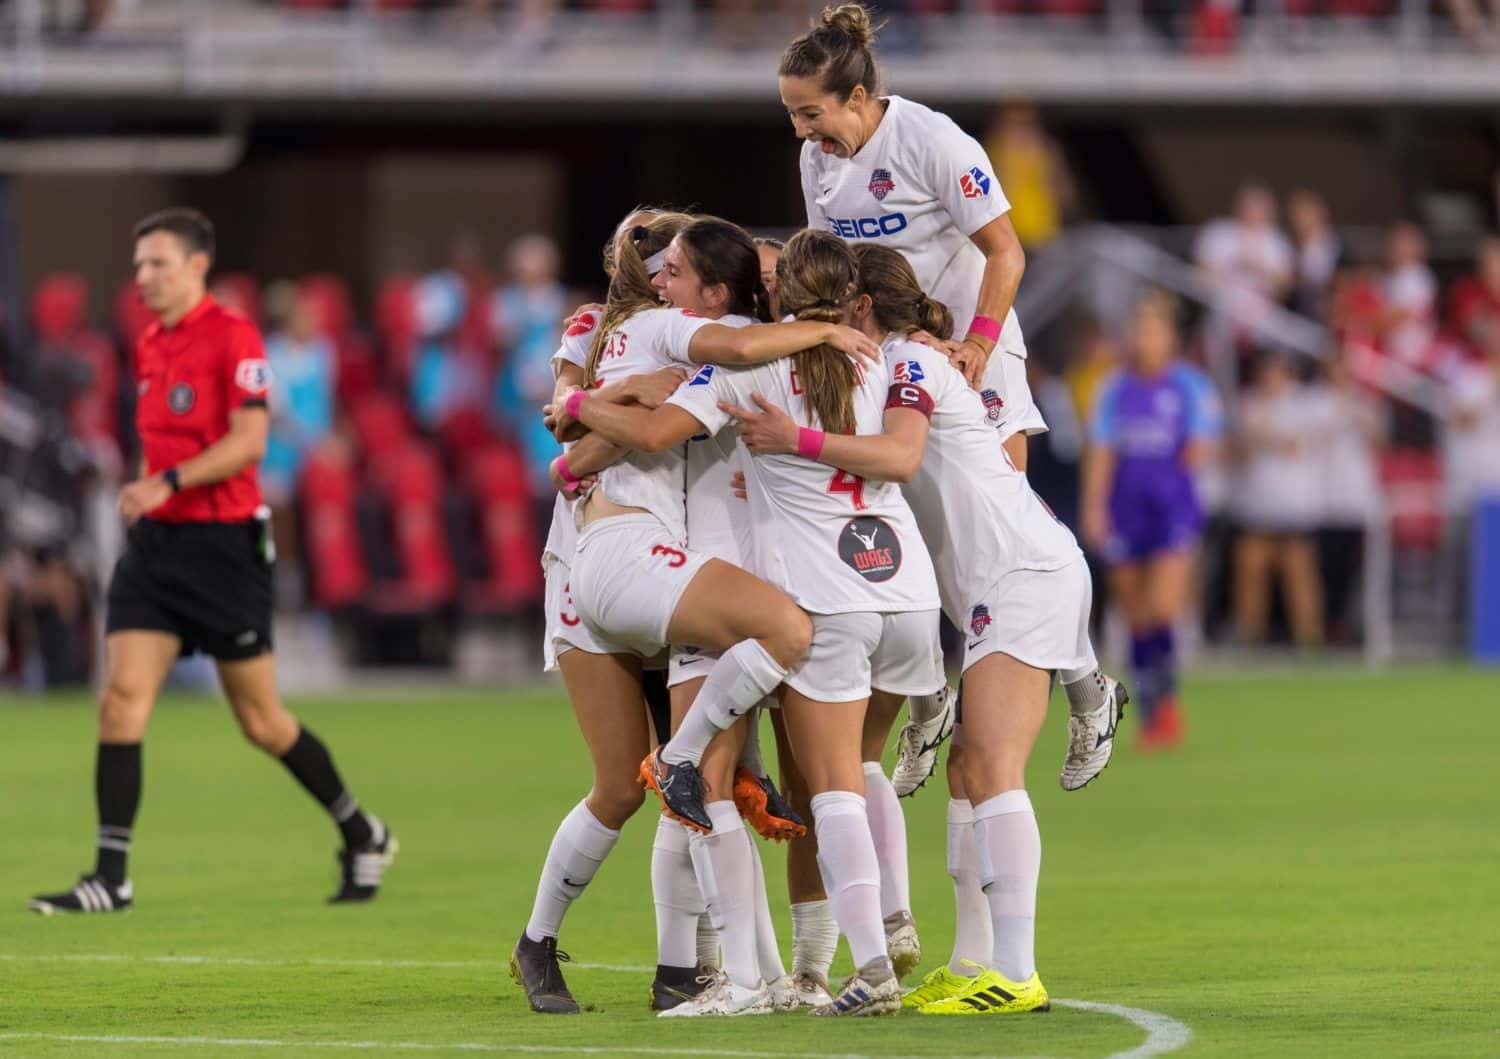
[810,790,888,970]
[790,898,838,980]
[945,798,993,975]
[744,831,788,983]
[972,789,1041,983]
[689,801,763,989]
[525,801,620,943]
[862,762,911,920]
[652,815,708,968]
[663,641,786,767]
[1061,664,1108,716]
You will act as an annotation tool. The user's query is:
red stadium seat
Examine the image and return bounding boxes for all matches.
[367,441,457,612]
[300,446,370,610]
[211,273,263,324]
[375,275,420,383]
[300,274,355,339]
[349,391,411,464]
[1380,448,1444,551]
[114,282,155,348]
[32,274,123,454]
[32,273,89,343]
[461,441,542,614]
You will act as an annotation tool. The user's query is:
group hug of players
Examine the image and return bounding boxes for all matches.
[508,4,1131,1019]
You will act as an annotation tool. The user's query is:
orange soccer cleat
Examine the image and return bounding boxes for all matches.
[732,767,808,842]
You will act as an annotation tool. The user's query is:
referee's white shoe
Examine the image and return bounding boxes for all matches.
[1060,676,1129,791]
[29,874,133,915]
[892,685,956,797]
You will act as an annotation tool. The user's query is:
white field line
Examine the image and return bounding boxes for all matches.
[0,953,1191,1059]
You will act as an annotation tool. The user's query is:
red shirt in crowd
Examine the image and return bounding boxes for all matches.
[134,294,271,522]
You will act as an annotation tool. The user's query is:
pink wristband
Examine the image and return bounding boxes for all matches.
[556,453,582,489]
[967,315,1001,343]
[797,427,826,460]
[564,390,587,420]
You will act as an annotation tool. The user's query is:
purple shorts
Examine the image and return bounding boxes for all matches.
[1104,474,1203,566]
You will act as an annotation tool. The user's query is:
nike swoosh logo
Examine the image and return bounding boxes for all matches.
[562,877,586,890]
[968,640,984,651]
[660,773,677,793]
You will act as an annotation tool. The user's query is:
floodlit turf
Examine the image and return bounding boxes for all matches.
[2,667,1498,1058]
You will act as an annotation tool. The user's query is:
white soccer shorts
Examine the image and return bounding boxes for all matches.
[980,350,1049,441]
[958,556,1096,675]
[785,609,944,703]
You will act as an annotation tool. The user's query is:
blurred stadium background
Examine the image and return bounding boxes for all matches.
[1,0,1498,689]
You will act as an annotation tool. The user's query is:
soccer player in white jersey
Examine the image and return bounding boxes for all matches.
[549,218,882,1017]
[728,243,1122,1016]
[780,2,1046,470]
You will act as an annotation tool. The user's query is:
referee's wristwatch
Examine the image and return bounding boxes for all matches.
[163,467,182,494]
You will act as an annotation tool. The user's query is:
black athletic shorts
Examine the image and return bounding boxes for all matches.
[106,518,273,661]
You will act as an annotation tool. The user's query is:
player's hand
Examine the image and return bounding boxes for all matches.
[624,367,688,409]
[730,470,748,501]
[563,302,604,333]
[949,338,992,389]
[119,475,172,525]
[907,329,956,353]
[824,325,883,366]
[549,456,595,497]
[545,387,588,442]
[1081,503,1109,555]
[721,393,799,456]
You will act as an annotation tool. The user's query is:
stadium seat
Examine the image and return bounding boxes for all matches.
[366,440,457,612]
[114,282,155,348]
[458,441,543,614]
[300,446,371,610]
[212,273,263,324]
[374,274,420,384]
[350,390,412,465]
[1380,448,1445,551]
[32,274,122,453]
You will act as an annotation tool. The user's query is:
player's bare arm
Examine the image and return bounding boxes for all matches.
[687,320,881,367]
[952,215,1026,388]
[724,394,929,483]
[119,406,268,525]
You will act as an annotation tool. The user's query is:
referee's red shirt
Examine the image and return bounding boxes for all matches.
[134,294,271,522]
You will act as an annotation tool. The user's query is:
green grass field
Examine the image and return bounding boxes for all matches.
[2,667,1498,1058]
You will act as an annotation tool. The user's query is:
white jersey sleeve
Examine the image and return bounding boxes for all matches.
[917,110,1010,239]
[551,308,600,375]
[800,141,830,233]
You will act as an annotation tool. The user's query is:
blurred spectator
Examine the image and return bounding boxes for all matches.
[490,234,566,488]
[1446,234,1500,362]
[1194,183,1294,343]
[1443,335,1500,517]
[1064,312,1120,429]
[1286,189,1341,321]
[1232,353,1325,647]
[983,103,1076,251]
[1380,221,1438,370]
[262,285,336,523]
[1444,0,1499,51]
[1024,357,1083,531]
[411,260,485,430]
[1308,354,1385,644]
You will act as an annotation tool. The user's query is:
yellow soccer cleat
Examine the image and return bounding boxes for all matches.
[918,969,1050,1015]
[899,964,979,1010]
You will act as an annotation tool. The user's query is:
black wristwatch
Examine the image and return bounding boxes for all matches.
[163,467,182,494]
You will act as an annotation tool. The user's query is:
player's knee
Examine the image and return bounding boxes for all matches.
[98,681,150,739]
[233,700,293,754]
[589,783,644,830]
[767,609,813,669]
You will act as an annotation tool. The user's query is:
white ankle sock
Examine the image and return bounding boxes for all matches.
[695,914,720,968]
[663,641,786,767]
[810,790,887,970]
[689,801,762,988]
[907,688,947,725]
[973,790,1041,982]
[946,798,992,975]
[1061,665,1107,716]
[525,801,619,943]
[735,702,771,776]
[790,899,838,979]
[650,815,705,968]
[861,761,910,918]
[745,832,787,981]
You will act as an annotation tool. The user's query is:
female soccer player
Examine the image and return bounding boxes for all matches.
[560,229,945,1017]
[1081,290,1221,749]
[727,243,1109,1016]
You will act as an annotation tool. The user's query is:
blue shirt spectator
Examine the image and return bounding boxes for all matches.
[262,293,335,504]
[490,235,566,488]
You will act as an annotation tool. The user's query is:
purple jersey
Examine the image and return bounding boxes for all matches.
[1091,364,1221,564]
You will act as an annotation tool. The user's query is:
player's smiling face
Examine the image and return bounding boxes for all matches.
[652,238,718,317]
[780,75,865,160]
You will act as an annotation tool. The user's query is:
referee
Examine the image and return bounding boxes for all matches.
[30,209,395,914]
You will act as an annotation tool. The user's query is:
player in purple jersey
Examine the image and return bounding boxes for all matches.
[1081,292,1221,749]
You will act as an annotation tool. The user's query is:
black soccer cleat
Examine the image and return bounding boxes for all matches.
[733,768,807,841]
[329,819,398,904]
[510,932,580,1014]
[649,963,716,1012]
[29,874,133,915]
[639,748,713,833]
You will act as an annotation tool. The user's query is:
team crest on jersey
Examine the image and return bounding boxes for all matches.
[688,365,715,386]
[970,604,992,638]
[893,360,925,384]
[838,516,902,583]
[959,166,992,199]
[980,387,1004,423]
[565,311,598,337]
[235,358,272,395]
[167,382,196,414]
[868,168,895,201]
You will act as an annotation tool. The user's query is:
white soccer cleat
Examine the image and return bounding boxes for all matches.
[790,971,834,1007]
[884,911,921,980]
[892,686,956,797]
[766,974,803,1012]
[657,971,773,1017]
[1060,676,1129,791]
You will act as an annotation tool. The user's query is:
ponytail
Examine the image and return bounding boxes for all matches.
[777,229,863,435]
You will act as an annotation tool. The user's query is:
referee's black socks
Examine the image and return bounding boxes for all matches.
[95,742,142,885]
[279,726,375,849]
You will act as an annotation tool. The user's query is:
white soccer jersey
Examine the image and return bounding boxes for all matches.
[882,337,1080,627]
[800,95,1025,359]
[668,355,939,616]
[682,317,755,566]
[541,309,600,571]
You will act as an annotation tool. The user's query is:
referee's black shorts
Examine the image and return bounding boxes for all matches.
[106,518,273,661]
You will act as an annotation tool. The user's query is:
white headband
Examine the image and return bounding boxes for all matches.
[643,249,668,275]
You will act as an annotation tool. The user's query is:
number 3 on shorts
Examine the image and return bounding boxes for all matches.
[828,469,866,511]
[651,543,687,568]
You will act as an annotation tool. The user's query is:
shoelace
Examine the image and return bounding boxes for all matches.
[540,937,572,992]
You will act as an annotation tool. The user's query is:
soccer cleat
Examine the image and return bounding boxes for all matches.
[900,963,979,1009]
[639,748,713,833]
[732,767,807,841]
[1060,676,1129,791]
[28,874,133,915]
[810,957,901,1017]
[892,686,956,797]
[656,970,772,1017]
[766,974,802,1012]
[790,970,834,1007]
[884,910,921,980]
[509,932,580,1014]
[918,968,1050,1015]
[329,819,398,903]
[650,964,717,1012]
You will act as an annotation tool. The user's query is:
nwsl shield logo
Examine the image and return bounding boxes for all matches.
[970,604,992,637]
[959,166,992,199]
[868,168,895,201]
[980,387,1004,423]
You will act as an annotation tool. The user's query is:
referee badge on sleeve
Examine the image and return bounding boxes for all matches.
[235,359,272,395]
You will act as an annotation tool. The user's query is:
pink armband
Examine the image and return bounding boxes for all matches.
[967,315,1001,343]
[797,427,826,460]
[556,454,582,490]
[564,390,587,420]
